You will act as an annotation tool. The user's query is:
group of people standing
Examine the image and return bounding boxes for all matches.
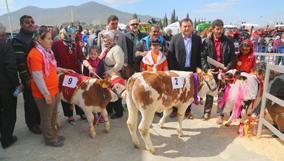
[0,13,282,149]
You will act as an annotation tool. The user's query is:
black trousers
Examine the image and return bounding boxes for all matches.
[23,86,41,128]
[0,90,17,148]
[61,101,84,117]
[106,98,123,116]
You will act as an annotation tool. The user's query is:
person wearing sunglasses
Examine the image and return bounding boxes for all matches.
[125,18,146,75]
[234,40,256,73]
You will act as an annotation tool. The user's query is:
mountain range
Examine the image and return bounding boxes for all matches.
[0,1,153,31]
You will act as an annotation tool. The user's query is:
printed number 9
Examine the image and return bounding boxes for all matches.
[68,78,73,84]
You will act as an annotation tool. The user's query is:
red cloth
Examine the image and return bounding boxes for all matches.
[53,40,86,73]
[62,73,89,103]
[214,38,222,62]
[235,55,256,73]
[88,58,100,76]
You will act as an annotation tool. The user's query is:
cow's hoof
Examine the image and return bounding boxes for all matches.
[104,124,110,133]
[89,132,96,139]
[149,148,156,154]
[158,123,164,128]
[133,144,140,149]
[177,128,183,137]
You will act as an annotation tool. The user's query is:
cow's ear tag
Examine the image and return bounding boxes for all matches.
[101,82,109,88]
[196,67,203,74]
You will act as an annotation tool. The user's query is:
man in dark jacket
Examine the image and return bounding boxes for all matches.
[125,18,146,75]
[201,19,235,123]
[12,15,41,134]
[0,24,20,148]
[167,17,202,119]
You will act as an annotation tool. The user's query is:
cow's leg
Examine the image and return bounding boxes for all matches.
[84,108,96,139]
[176,104,188,137]
[126,96,140,148]
[101,109,110,133]
[158,107,172,128]
[139,110,156,154]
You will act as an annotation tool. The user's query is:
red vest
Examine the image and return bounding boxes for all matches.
[62,73,89,103]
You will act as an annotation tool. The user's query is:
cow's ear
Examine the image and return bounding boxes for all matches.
[196,67,203,74]
[97,80,110,88]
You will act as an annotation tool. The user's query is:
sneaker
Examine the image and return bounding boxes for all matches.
[80,114,87,120]
[2,136,17,149]
[58,135,65,141]
[29,126,42,134]
[155,112,163,118]
[201,113,210,121]
[45,139,64,147]
[185,112,194,119]
[169,111,177,118]
[67,117,76,125]
[216,116,224,125]
[110,113,123,119]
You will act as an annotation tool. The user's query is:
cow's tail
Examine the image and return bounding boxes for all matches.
[121,90,127,108]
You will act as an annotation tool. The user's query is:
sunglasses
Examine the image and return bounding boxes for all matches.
[131,23,139,26]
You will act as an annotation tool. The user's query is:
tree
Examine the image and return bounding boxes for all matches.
[159,19,163,29]
[163,13,168,27]
[133,13,138,19]
[186,13,189,19]
[171,9,176,24]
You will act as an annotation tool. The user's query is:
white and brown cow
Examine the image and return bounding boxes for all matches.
[125,69,217,154]
[59,73,118,139]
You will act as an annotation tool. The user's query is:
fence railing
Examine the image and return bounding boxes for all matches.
[257,64,284,140]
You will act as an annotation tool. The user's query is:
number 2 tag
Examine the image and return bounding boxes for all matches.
[171,77,184,89]
[62,75,79,88]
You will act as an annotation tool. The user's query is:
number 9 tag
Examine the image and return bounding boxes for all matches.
[63,75,79,88]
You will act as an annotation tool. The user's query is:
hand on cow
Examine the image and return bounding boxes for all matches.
[45,95,52,105]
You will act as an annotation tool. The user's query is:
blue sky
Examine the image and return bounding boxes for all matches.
[0,0,283,26]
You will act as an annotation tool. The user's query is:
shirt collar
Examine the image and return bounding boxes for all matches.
[182,33,192,40]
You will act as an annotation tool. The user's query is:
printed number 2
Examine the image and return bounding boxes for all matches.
[68,78,73,84]
[175,78,178,85]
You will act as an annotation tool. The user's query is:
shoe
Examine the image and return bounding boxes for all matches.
[201,113,210,121]
[169,111,177,118]
[58,135,65,141]
[67,117,76,125]
[29,126,42,134]
[216,116,224,125]
[155,112,163,118]
[45,139,64,147]
[110,114,123,119]
[2,136,17,149]
[80,114,87,120]
[185,112,194,119]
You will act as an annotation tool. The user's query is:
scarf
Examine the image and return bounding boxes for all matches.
[142,51,167,72]
[35,42,57,76]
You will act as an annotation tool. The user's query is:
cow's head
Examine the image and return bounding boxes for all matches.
[196,68,218,98]
[96,79,118,102]
[104,72,126,97]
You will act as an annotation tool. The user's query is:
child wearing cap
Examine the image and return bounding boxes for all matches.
[140,38,168,72]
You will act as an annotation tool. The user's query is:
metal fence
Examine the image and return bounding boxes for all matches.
[257,64,284,140]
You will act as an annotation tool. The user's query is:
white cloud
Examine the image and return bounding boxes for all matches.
[193,0,239,15]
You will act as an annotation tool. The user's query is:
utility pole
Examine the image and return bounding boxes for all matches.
[5,0,13,38]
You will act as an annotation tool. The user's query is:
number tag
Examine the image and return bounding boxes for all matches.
[171,77,185,89]
[62,75,79,88]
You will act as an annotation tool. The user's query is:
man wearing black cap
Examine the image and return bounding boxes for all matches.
[167,17,202,119]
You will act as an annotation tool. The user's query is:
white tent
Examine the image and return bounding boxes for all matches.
[118,23,127,30]
[224,25,238,29]
[164,22,180,35]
